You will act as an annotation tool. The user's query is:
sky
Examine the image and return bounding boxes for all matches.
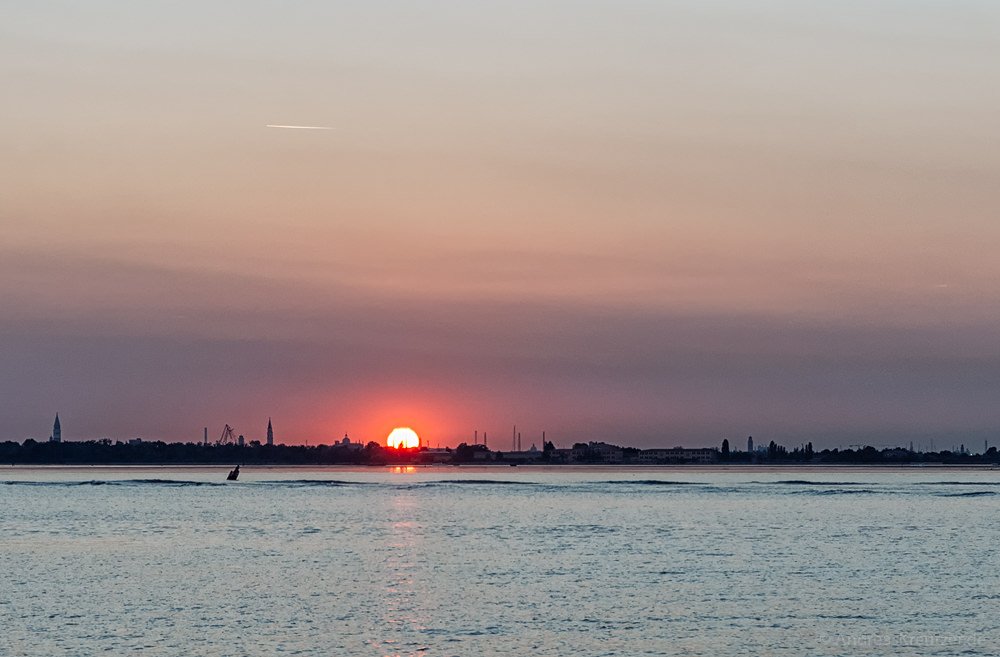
[2,1,999,449]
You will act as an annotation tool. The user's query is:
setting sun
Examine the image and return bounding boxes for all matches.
[386,427,420,449]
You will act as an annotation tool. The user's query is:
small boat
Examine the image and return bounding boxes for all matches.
[226,465,240,481]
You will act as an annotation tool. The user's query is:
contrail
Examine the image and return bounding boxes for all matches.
[265,124,333,130]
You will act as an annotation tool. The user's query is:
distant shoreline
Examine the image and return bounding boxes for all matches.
[2,462,997,471]
[6,439,997,468]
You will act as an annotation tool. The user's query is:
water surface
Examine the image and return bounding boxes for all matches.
[2,466,997,656]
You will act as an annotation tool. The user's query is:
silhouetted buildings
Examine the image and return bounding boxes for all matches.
[501,449,545,464]
[571,442,625,463]
[336,434,362,451]
[15,415,994,468]
[4,435,999,466]
[635,447,718,464]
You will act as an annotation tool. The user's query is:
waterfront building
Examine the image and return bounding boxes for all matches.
[420,448,454,463]
[548,448,573,463]
[571,442,624,463]
[635,447,718,464]
[501,449,545,463]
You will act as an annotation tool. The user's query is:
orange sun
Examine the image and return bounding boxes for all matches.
[387,427,420,449]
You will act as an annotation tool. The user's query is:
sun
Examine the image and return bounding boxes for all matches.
[387,427,420,449]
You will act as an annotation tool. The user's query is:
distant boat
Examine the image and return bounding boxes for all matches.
[509,463,518,467]
[226,465,240,481]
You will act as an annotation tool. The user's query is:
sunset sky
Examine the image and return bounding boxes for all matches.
[3,1,999,448]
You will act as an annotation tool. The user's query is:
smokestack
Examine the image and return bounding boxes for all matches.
[204,427,208,445]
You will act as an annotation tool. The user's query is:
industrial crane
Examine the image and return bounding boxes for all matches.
[217,424,237,446]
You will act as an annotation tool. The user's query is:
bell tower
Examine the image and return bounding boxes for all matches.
[50,414,61,443]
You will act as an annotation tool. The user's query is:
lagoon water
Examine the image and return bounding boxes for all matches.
[2,466,998,656]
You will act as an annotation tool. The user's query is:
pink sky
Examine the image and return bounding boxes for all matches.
[2,1,999,448]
